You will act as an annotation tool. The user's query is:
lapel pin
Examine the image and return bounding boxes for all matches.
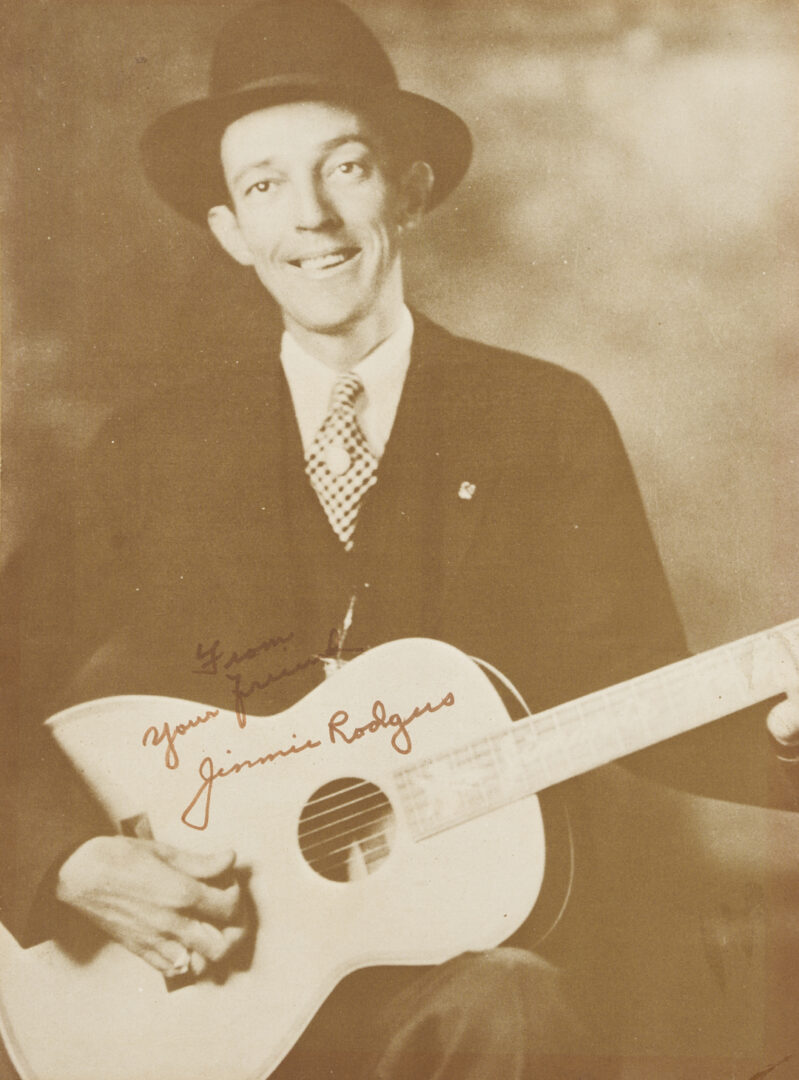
[458,481,476,501]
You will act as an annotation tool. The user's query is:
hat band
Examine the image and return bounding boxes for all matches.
[225,71,396,96]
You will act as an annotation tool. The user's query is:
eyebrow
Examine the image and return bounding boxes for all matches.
[231,133,377,188]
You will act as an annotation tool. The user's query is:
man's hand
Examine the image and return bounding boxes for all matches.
[767,693,799,760]
[767,693,799,807]
[55,836,249,977]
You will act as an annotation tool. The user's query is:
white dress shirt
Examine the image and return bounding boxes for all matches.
[280,305,414,459]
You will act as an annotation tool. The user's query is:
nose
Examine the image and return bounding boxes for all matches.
[293,174,339,232]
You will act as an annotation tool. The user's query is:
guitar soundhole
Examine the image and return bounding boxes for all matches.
[298,777,395,882]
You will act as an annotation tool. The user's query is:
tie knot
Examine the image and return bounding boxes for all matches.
[330,372,364,413]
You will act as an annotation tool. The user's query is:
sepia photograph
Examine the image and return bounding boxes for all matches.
[1,1,798,1077]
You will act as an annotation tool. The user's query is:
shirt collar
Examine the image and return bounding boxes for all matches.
[280,305,414,458]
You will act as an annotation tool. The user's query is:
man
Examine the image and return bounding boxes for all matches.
[2,1,798,1077]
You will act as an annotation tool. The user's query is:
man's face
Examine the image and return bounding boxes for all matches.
[210,101,415,338]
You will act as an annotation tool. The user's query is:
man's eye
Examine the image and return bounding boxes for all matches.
[245,179,274,196]
[335,161,366,178]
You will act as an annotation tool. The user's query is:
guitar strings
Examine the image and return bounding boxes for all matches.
[298,777,393,878]
[300,777,367,807]
[298,791,389,845]
[299,665,696,842]
[300,805,393,856]
[302,831,392,875]
[298,741,513,840]
[298,782,382,826]
[295,645,766,860]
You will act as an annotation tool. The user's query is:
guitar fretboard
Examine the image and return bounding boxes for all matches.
[395,619,799,840]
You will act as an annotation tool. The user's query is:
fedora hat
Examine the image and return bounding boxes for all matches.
[141,0,472,223]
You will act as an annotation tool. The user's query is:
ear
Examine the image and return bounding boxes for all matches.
[397,160,435,231]
[207,204,255,267]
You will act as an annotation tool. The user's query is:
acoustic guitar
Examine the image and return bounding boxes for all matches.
[1,625,798,1080]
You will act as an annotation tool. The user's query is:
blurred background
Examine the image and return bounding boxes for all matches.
[2,0,797,654]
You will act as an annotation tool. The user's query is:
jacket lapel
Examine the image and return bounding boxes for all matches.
[356,314,504,609]
[219,308,505,635]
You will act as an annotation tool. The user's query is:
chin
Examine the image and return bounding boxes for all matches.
[288,301,371,337]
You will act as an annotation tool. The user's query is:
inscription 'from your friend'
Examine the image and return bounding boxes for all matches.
[180,691,456,831]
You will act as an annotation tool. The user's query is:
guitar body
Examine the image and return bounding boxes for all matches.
[0,640,548,1080]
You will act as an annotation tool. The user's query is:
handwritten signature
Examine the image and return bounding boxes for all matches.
[193,633,295,676]
[141,630,365,770]
[180,690,455,831]
[142,708,220,770]
[328,692,455,756]
[226,656,321,730]
[195,628,363,729]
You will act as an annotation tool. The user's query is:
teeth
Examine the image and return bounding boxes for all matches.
[307,254,345,269]
[294,250,354,271]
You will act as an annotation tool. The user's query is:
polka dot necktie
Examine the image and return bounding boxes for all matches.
[305,373,378,551]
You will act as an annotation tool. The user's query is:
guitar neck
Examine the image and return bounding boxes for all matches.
[399,619,799,840]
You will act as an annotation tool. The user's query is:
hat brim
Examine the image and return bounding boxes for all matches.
[141,81,472,224]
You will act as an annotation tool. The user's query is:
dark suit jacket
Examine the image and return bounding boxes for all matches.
[0,310,778,947]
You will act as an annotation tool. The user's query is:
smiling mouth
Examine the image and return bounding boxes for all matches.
[288,247,360,273]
